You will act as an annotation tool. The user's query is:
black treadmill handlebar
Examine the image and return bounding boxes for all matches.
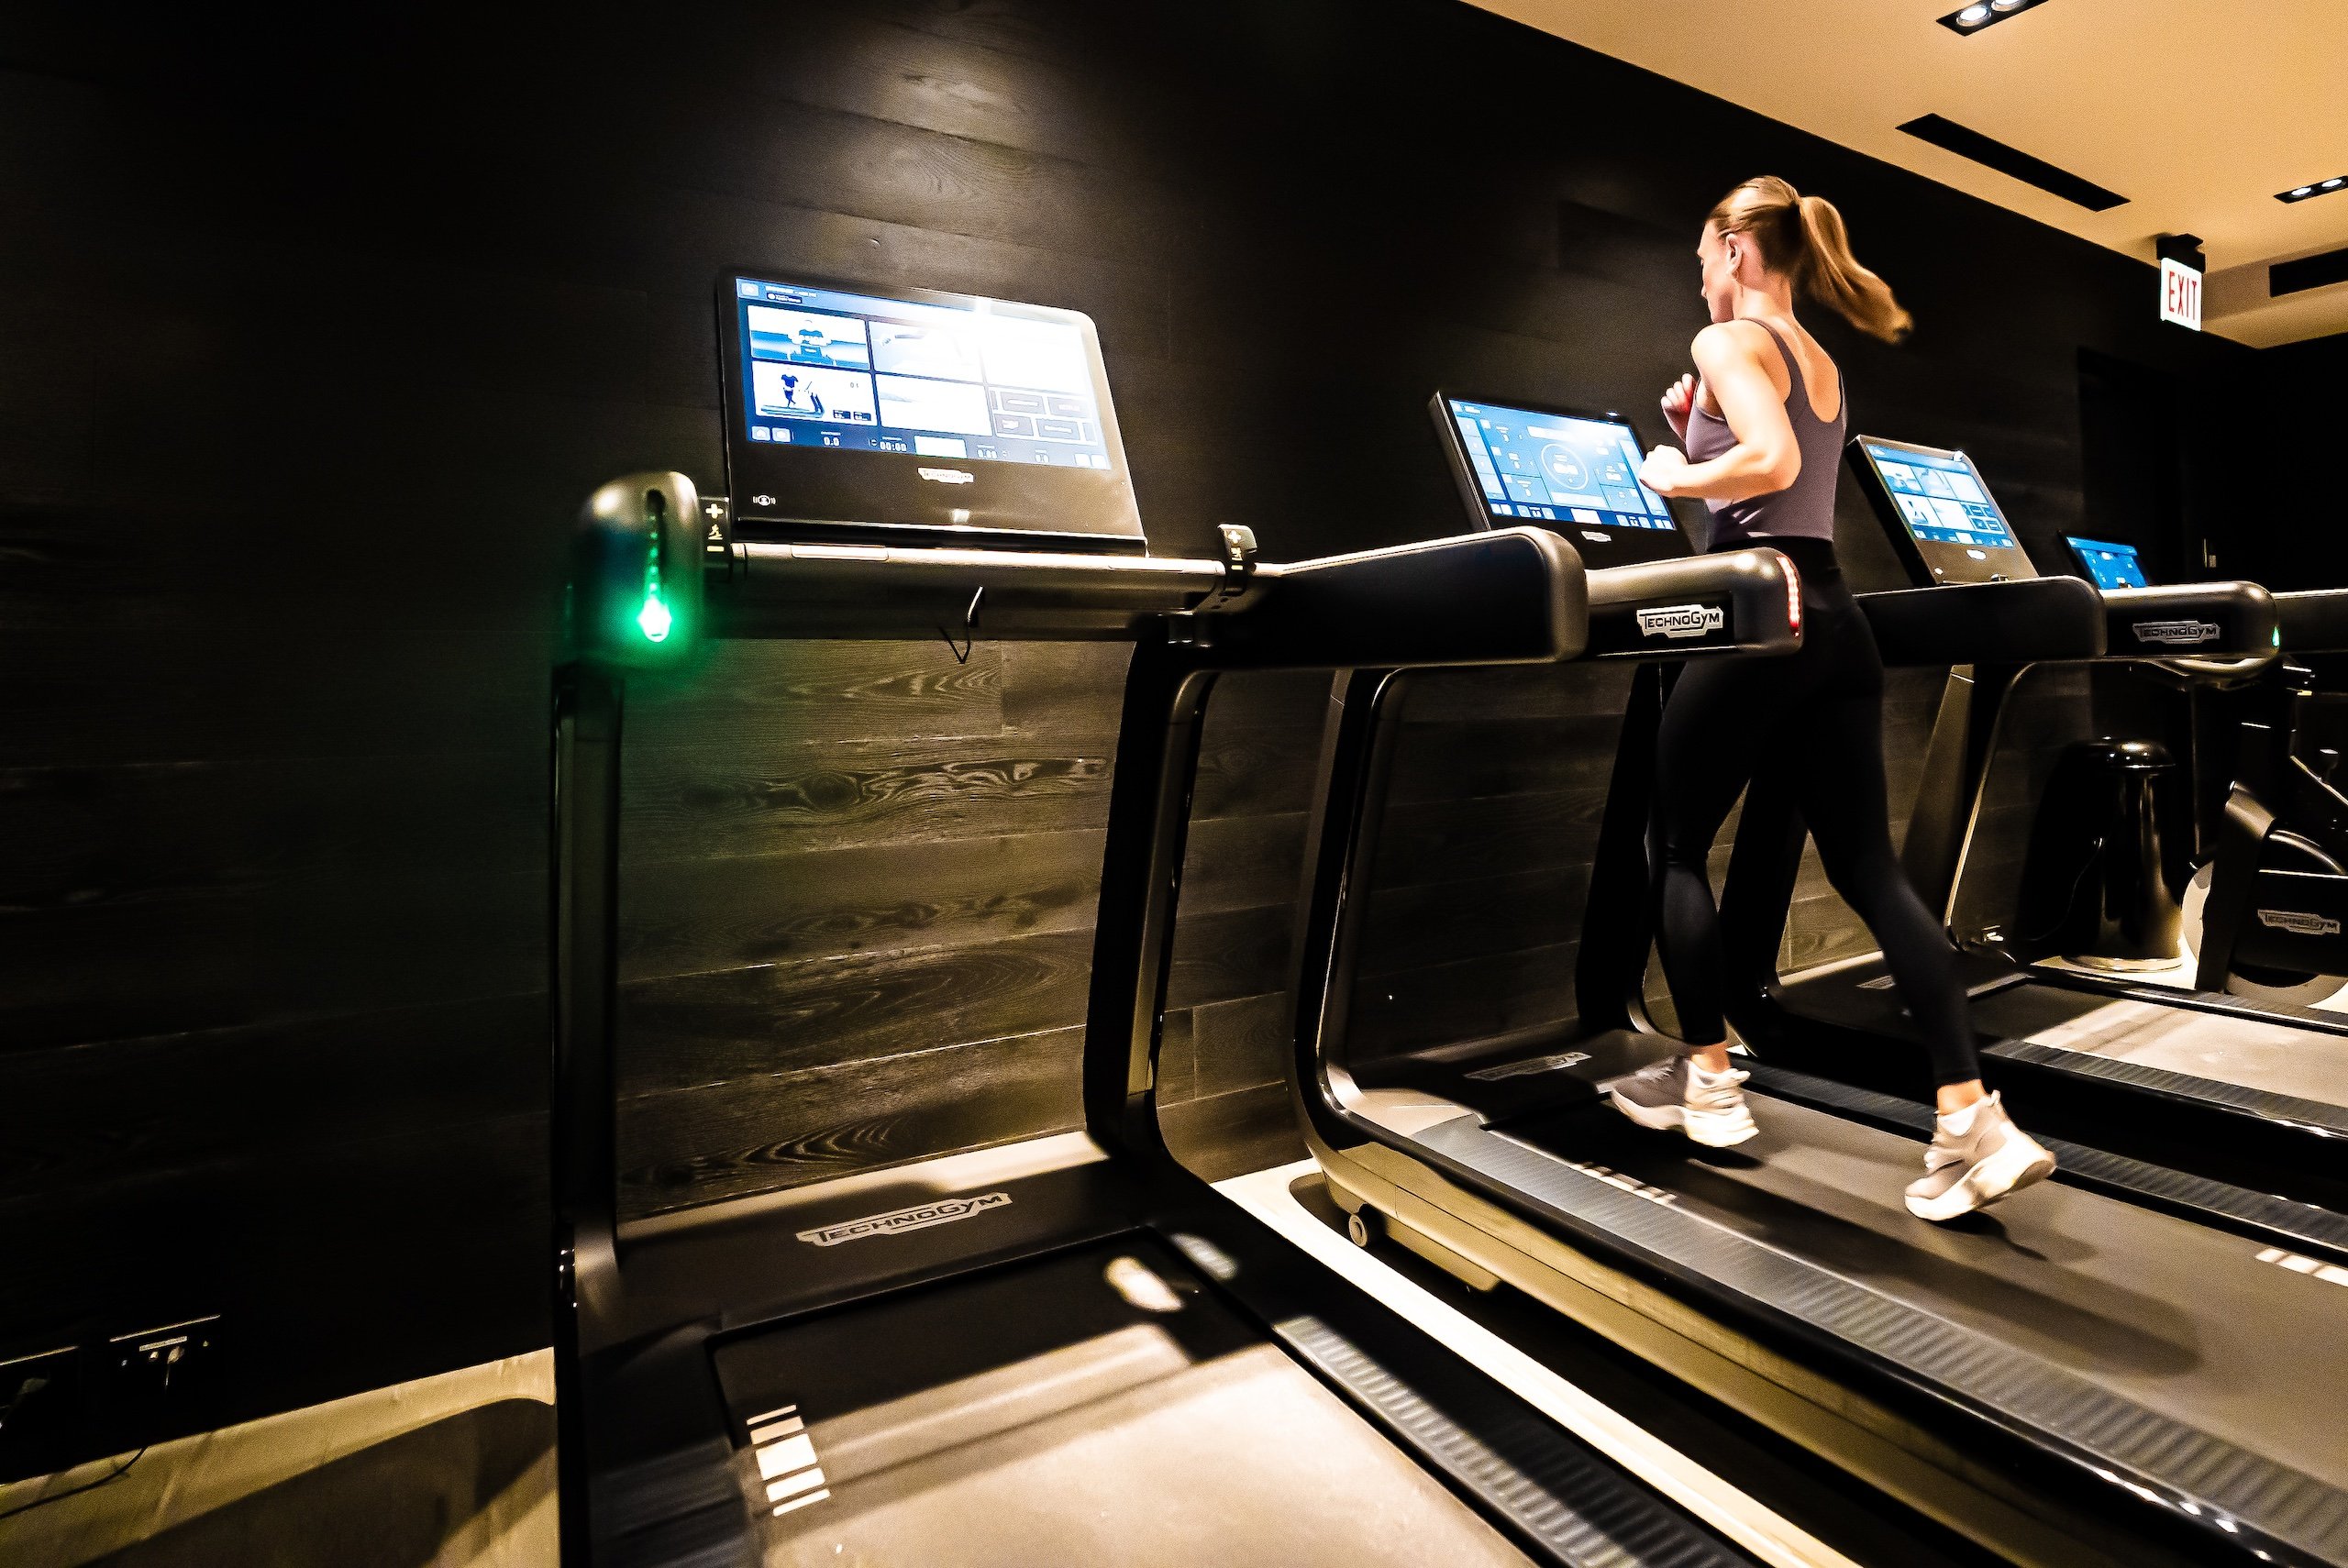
[2100,581,2278,663]
[1205,525,1588,670]
[1860,578,2105,668]
[2274,588,2348,655]
[730,538,1229,593]
[714,526,1591,666]
[1579,547,1801,660]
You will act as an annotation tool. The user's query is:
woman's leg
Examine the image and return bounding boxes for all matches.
[1786,684,1984,1092]
[1651,657,1780,1055]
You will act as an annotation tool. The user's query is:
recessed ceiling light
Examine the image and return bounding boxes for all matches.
[2277,175,2348,204]
[1937,0,2050,35]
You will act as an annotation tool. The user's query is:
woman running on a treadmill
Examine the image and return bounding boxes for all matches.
[1608,175,2056,1222]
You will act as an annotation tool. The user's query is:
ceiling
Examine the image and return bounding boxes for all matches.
[1474,0,2348,347]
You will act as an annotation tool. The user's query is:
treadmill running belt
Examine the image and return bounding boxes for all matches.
[1977,985,2348,1121]
[1413,1100,2348,1562]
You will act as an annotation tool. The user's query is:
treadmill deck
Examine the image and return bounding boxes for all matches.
[1340,1058,2348,1562]
[714,1239,1534,1567]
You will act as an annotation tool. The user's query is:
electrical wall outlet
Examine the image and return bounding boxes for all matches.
[104,1315,220,1440]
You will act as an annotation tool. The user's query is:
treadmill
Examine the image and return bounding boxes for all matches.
[1291,396,2348,1568]
[1736,438,2348,1217]
[545,273,1836,1568]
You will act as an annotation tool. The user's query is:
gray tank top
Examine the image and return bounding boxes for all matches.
[1685,319,1844,546]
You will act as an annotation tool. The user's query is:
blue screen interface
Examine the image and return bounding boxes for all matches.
[1446,400,1675,530]
[2068,536,2149,590]
[1859,442,2016,551]
[731,277,1113,471]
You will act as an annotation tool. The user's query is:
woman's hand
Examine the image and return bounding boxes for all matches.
[1639,444,1694,498]
[1660,373,1698,441]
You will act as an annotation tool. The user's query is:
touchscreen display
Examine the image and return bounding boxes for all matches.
[1445,399,1675,531]
[1856,440,2015,552]
[730,277,1113,472]
[2066,536,2149,590]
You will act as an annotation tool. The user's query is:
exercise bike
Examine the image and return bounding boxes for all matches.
[2185,651,2348,1008]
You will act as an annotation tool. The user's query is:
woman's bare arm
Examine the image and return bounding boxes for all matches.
[1637,323,1801,502]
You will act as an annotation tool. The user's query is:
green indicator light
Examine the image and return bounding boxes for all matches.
[637,593,673,642]
[2275,627,2283,647]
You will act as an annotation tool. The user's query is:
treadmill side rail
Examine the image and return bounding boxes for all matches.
[1581,547,1801,660]
[2101,581,2279,662]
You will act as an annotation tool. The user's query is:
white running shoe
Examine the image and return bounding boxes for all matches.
[1607,1055,1759,1147]
[1904,1093,2056,1222]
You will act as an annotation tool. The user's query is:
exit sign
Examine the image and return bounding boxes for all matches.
[2159,245,2203,331]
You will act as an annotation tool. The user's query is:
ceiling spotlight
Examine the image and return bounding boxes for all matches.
[2277,174,2348,203]
[1938,0,2049,35]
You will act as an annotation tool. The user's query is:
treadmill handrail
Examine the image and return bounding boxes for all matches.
[2100,581,2279,663]
[1857,578,2105,667]
[2276,588,2348,655]
[707,527,1590,658]
[1580,547,1802,661]
[1202,526,1589,670]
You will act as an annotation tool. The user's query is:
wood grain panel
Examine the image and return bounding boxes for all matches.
[0,995,541,1206]
[624,640,1007,747]
[0,868,541,1053]
[719,6,1166,171]
[1384,714,1627,805]
[653,95,1191,271]
[1374,789,1609,889]
[0,631,545,767]
[617,1024,1086,1216]
[1350,939,1578,1061]
[616,929,1096,1097]
[1,752,543,912]
[1357,863,1594,978]
[616,810,1301,979]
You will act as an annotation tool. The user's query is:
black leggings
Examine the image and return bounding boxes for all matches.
[1652,540,1981,1087]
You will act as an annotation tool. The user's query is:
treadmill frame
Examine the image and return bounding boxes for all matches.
[1288,646,2348,1568]
[548,519,1793,1568]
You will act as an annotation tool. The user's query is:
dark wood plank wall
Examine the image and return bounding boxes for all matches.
[0,0,2287,1452]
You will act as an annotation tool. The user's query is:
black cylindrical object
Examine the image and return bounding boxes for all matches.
[2016,737,2186,969]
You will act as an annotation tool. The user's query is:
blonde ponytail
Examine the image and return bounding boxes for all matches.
[1794,193,1911,343]
[1707,177,1913,344]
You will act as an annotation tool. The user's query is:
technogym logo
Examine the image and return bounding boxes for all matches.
[2131,619,2221,646]
[2257,909,2342,937]
[797,1192,1012,1247]
[1635,603,1726,640]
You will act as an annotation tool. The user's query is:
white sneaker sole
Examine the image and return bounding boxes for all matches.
[1608,1088,1759,1147]
[1906,1133,2057,1222]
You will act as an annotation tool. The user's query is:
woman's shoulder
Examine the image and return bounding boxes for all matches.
[1691,319,1778,368]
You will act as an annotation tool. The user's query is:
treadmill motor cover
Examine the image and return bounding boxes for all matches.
[718,273,1145,551]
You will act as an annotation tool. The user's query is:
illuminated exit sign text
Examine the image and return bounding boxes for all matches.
[2160,253,2203,331]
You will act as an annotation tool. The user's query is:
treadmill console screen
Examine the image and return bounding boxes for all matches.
[2066,536,2150,590]
[717,273,1143,551]
[1432,393,1689,565]
[1847,436,2036,586]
